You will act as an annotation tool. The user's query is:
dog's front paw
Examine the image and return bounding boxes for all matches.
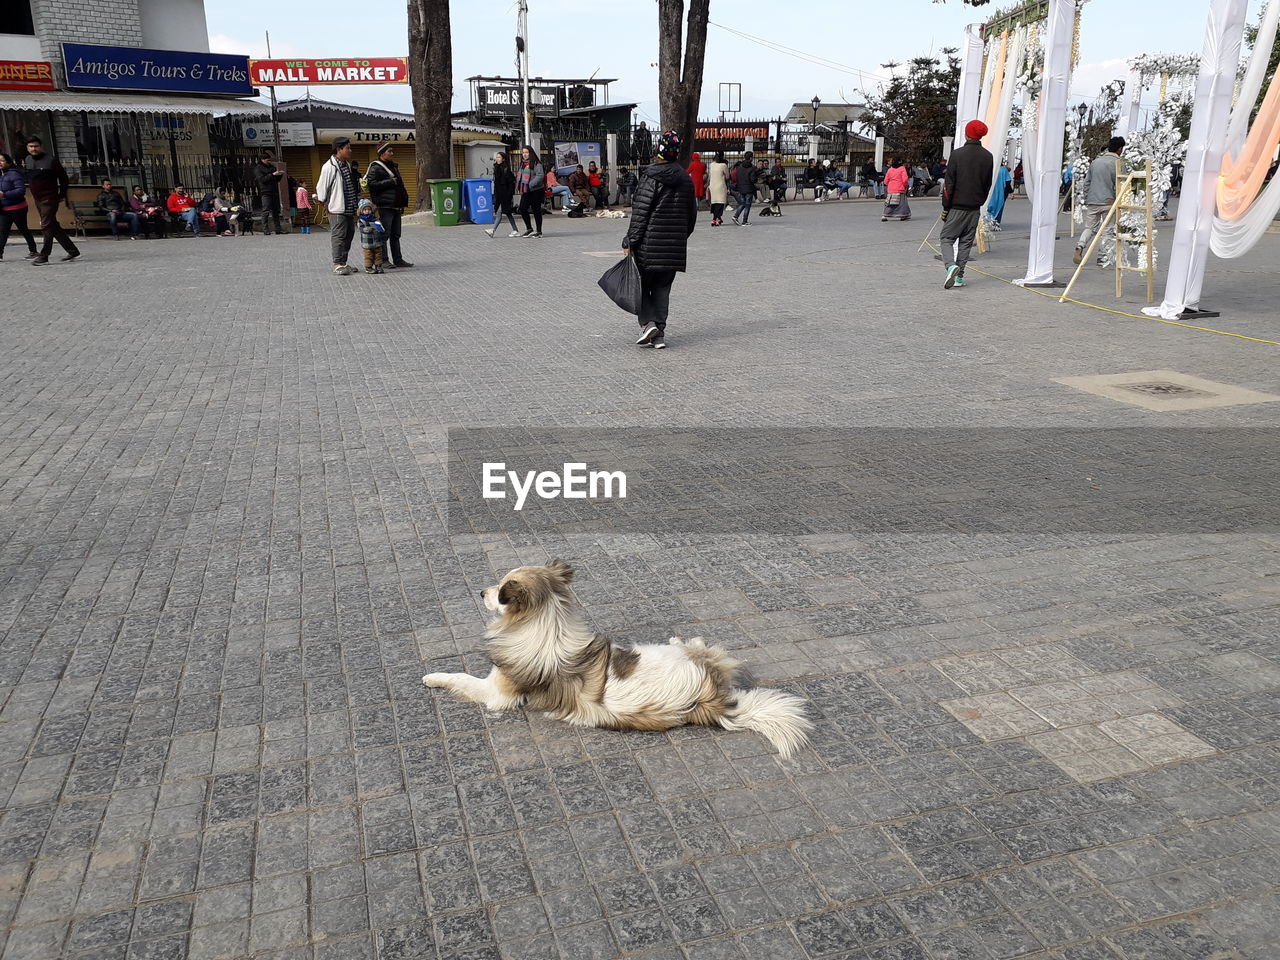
[422,673,453,689]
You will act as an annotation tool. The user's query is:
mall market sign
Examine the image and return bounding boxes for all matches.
[62,42,252,96]
[248,59,408,85]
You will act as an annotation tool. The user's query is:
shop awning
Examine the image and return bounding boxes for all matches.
[0,90,268,116]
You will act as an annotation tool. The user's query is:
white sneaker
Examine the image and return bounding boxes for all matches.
[508,230,520,238]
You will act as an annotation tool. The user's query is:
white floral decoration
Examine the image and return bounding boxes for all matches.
[1128,53,1200,81]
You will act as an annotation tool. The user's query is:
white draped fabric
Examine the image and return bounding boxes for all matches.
[1019,0,1075,285]
[1145,0,1249,318]
[1209,0,1280,258]
[987,29,1026,191]
[954,24,986,145]
[1117,68,1145,137]
[1021,81,1039,204]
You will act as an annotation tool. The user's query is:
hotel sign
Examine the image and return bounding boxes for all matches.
[248,58,408,85]
[478,84,559,119]
[0,60,56,91]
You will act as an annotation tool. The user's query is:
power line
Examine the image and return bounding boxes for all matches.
[707,21,889,88]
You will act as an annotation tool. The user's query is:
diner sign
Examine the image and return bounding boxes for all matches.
[0,60,56,91]
[248,58,408,85]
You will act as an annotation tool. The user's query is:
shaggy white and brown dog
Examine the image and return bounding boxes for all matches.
[422,561,812,756]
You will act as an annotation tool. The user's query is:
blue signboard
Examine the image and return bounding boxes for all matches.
[62,42,253,96]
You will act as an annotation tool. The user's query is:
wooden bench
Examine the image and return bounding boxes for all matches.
[70,202,112,237]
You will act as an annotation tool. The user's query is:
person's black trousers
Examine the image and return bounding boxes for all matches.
[518,192,544,233]
[263,192,283,233]
[378,207,403,263]
[0,206,38,256]
[638,269,676,332]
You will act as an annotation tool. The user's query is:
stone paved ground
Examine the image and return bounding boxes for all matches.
[2,195,1280,960]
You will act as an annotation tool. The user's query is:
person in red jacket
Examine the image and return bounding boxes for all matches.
[880,157,912,221]
[166,185,200,236]
[587,161,609,211]
[687,152,707,209]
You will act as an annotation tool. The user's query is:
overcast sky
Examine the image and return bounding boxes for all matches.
[207,0,1270,124]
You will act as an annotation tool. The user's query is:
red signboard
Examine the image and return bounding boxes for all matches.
[695,125,770,141]
[248,58,408,85]
[0,60,56,91]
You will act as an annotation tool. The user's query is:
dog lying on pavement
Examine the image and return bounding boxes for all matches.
[422,561,811,756]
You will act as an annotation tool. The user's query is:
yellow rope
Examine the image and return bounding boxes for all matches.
[921,239,1280,346]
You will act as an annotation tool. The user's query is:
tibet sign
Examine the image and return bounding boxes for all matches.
[62,43,252,95]
[315,128,415,144]
[248,58,408,85]
[0,60,56,91]
[478,84,560,119]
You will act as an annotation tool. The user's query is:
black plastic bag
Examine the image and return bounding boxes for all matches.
[598,254,642,315]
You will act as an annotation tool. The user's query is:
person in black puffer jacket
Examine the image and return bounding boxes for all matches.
[365,142,413,267]
[622,130,697,350]
[485,149,519,237]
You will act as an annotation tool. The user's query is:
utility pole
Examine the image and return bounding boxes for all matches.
[517,0,531,147]
[265,30,282,158]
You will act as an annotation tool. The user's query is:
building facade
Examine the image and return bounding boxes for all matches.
[0,0,261,194]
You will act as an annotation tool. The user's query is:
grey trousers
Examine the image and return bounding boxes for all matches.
[940,207,981,272]
[1076,203,1112,252]
[329,213,354,265]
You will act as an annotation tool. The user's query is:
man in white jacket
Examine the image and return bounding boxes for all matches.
[316,137,359,274]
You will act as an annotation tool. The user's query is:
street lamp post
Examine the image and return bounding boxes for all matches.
[810,95,821,162]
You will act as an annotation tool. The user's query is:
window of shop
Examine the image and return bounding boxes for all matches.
[5,2,37,36]
[0,108,52,158]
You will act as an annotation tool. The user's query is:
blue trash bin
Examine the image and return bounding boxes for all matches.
[462,178,494,225]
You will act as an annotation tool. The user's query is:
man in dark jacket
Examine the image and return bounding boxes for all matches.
[567,165,591,209]
[731,152,759,225]
[24,136,79,264]
[96,179,139,239]
[254,153,285,234]
[940,120,994,289]
[365,142,413,267]
[632,121,653,167]
[622,130,696,350]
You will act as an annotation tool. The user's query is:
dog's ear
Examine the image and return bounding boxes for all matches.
[497,579,530,610]
[547,559,574,584]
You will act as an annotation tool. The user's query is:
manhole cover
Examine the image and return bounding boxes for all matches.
[1054,370,1280,411]
[1118,381,1216,398]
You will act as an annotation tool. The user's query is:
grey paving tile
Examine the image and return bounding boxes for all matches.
[3,212,1280,960]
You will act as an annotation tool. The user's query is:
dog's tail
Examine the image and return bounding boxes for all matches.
[718,688,812,758]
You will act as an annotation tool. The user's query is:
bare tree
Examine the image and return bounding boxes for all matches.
[408,0,453,211]
[657,0,710,166]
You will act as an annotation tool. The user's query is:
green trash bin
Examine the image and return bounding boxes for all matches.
[426,178,462,226]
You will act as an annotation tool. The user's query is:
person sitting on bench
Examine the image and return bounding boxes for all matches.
[96,179,139,238]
